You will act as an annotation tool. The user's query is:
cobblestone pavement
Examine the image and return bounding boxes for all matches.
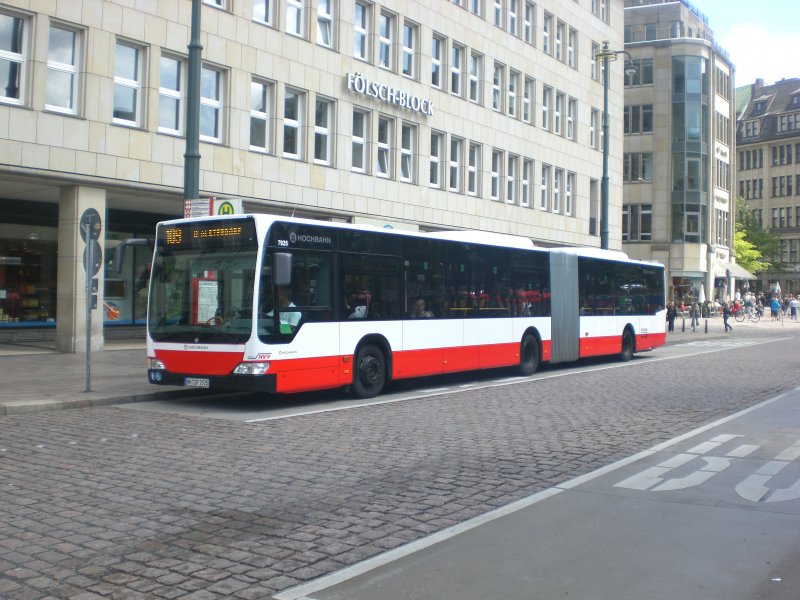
[2,328,800,599]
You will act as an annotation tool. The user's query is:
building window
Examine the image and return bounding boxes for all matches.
[522,77,533,123]
[0,11,28,105]
[493,0,502,27]
[523,2,535,45]
[507,0,518,36]
[351,108,368,172]
[491,149,503,200]
[200,66,224,143]
[46,23,81,114]
[540,164,551,210]
[377,115,392,177]
[565,172,575,216]
[508,70,519,118]
[449,137,463,192]
[431,34,444,88]
[624,104,653,134]
[400,122,416,182]
[555,20,564,61]
[541,85,551,130]
[113,41,144,126]
[567,28,577,68]
[553,168,562,213]
[591,42,599,81]
[379,12,394,70]
[451,44,463,97]
[521,159,533,207]
[158,54,184,134]
[468,142,480,196]
[253,0,273,26]
[317,0,333,47]
[492,62,504,112]
[625,59,654,86]
[590,108,599,148]
[554,92,564,136]
[203,0,225,7]
[567,97,576,140]
[542,12,552,55]
[469,52,482,104]
[283,88,304,158]
[507,154,518,204]
[470,0,481,17]
[250,79,272,152]
[286,0,304,37]
[430,131,444,187]
[314,97,333,165]
[402,22,416,78]
[624,152,653,182]
[622,204,652,241]
[354,1,369,61]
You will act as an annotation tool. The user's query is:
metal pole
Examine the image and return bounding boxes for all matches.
[184,0,202,201]
[84,223,92,393]
[600,42,611,250]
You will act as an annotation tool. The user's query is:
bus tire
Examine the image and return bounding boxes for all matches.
[620,329,635,362]
[351,344,386,399]
[517,333,539,376]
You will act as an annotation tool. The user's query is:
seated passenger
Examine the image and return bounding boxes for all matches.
[410,297,433,318]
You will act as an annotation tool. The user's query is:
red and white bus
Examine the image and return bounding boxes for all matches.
[145,214,666,398]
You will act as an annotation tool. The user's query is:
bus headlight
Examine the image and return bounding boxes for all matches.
[149,359,166,370]
[233,362,270,375]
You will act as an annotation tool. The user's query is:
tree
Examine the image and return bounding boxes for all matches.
[735,197,781,272]
[733,229,769,274]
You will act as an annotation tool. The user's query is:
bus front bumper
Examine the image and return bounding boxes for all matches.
[148,369,277,393]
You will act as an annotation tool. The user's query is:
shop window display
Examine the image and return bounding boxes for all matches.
[0,225,58,326]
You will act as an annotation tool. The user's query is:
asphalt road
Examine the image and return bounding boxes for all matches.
[2,324,799,599]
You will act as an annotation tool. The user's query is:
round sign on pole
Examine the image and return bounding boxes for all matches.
[79,208,102,242]
[83,240,103,276]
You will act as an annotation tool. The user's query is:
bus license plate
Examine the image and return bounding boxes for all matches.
[184,377,210,388]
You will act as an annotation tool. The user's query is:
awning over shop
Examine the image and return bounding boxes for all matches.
[717,262,757,280]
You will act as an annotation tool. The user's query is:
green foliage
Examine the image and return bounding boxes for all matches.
[735,197,781,272]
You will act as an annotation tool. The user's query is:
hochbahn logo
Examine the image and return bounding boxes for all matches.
[289,232,332,245]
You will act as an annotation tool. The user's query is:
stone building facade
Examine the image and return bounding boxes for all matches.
[622,0,739,303]
[0,0,623,350]
[737,77,800,296]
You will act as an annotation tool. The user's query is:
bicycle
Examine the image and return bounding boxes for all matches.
[733,304,760,323]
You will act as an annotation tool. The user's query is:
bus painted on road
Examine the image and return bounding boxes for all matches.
[145,214,666,398]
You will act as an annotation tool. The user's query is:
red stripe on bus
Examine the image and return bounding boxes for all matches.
[156,349,245,375]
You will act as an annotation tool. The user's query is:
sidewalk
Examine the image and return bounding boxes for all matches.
[0,316,795,416]
[0,340,190,415]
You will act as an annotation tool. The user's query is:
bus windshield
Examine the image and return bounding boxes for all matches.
[148,219,259,344]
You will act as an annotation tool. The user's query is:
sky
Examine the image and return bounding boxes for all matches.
[696,0,800,87]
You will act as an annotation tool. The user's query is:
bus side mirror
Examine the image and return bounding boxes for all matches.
[273,252,292,287]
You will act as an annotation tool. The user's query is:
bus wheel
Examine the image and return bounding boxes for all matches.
[517,333,539,376]
[351,344,386,399]
[620,330,635,362]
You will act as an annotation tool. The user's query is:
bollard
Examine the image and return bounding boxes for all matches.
[682,318,685,332]
[704,319,708,333]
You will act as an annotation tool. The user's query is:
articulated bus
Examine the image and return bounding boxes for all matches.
[145,214,666,398]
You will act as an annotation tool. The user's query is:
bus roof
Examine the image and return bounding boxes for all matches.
[160,213,662,268]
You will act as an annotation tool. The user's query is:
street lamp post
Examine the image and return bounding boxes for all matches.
[595,41,635,250]
[184,0,202,202]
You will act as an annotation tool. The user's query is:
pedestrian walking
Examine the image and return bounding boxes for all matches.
[690,301,700,331]
[723,301,733,332]
[667,301,678,332]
